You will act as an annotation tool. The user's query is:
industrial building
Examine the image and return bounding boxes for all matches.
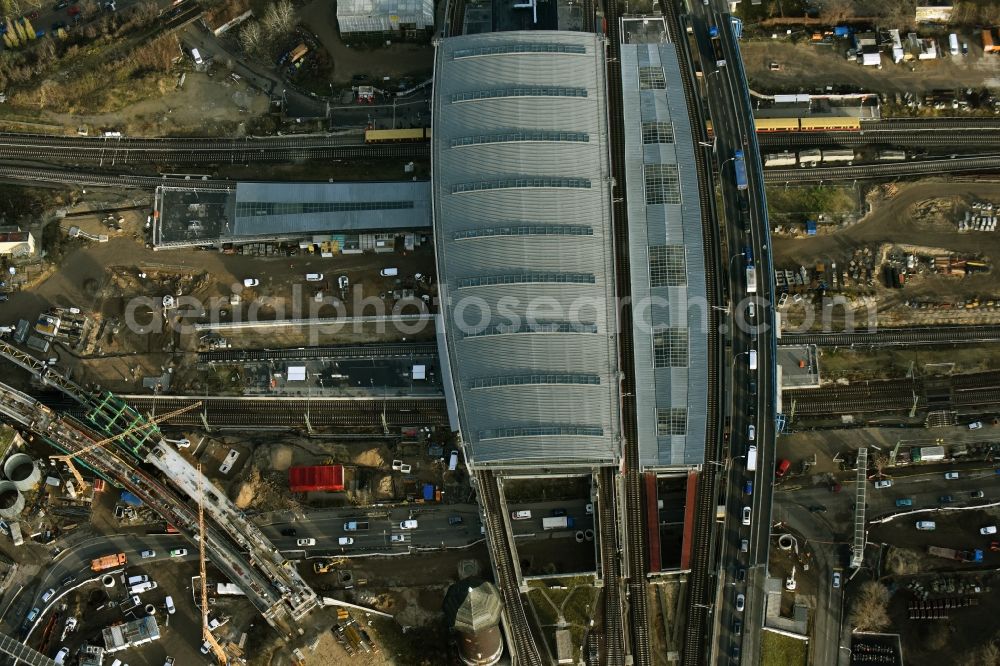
[0,231,34,257]
[336,0,434,35]
[102,616,160,653]
[619,19,707,468]
[152,181,431,249]
[432,30,621,469]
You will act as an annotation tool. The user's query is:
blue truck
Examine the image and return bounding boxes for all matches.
[734,149,748,190]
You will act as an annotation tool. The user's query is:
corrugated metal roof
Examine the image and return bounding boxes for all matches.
[230,181,430,238]
[621,41,707,468]
[432,31,621,468]
[336,0,434,33]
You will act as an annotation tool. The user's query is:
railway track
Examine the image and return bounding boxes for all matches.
[779,325,1000,347]
[758,130,1000,149]
[475,470,543,666]
[659,2,724,665]
[764,154,1000,182]
[598,468,625,665]
[113,395,448,429]
[198,342,439,363]
[602,0,645,661]
[0,143,429,165]
[0,165,234,189]
[864,117,1000,131]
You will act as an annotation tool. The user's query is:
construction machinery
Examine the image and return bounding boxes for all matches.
[49,402,202,493]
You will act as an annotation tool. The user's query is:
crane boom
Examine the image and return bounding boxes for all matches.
[198,464,229,665]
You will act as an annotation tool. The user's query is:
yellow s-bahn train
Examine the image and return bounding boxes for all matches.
[705,116,861,135]
[364,127,432,143]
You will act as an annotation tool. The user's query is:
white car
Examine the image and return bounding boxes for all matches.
[242,278,259,287]
[916,521,936,531]
[945,471,960,480]
[140,549,155,558]
[380,268,398,277]
[338,537,354,546]
[165,595,175,614]
[297,538,316,546]
[874,479,893,489]
[747,302,756,319]
[169,548,187,557]
[162,295,175,309]
[391,534,406,543]
[735,594,745,612]
[41,588,56,603]
[969,421,984,430]
[338,275,349,290]
[740,539,749,553]
[200,641,211,655]
[832,572,841,588]
[742,506,751,525]
[400,520,418,530]
[585,503,594,515]
[981,525,998,535]
[306,273,324,282]
[747,425,755,441]
[54,648,69,665]
[511,510,532,520]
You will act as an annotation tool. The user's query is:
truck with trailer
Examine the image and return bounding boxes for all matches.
[709,26,726,66]
[821,149,855,165]
[733,149,748,190]
[91,552,126,571]
[927,546,983,563]
[542,516,576,530]
[764,152,796,168]
[343,521,369,531]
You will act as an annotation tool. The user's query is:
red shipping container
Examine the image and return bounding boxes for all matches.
[288,465,345,492]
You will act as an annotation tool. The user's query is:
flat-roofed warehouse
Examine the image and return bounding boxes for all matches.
[620,21,708,468]
[432,31,621,469]
[153,181,430,248]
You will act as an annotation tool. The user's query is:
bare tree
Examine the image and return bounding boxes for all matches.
[849,581,890,632]
[239,21,265,56]
[261,0,295,39]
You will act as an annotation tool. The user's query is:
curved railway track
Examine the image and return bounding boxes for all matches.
[198,342,439,363]
[602,0,645,661]
[660,2,723,665]
[476,470,543,666]
[780,325,1000,347]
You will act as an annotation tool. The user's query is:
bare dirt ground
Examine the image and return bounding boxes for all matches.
[298,0,434,84]
[741,37,1000,94]
[40,73,270,136]
[774,180,1000,327]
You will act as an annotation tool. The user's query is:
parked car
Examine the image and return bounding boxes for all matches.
[585,503,594,515]
[165,595,175,614]
[981,525,998,535]
[969,421,984,430]
[743,480,753,495]
[169,548,187,557]
[41,588,56,602]
[297,538,316,546]
[380,268,399,277]
[916,521,936,531]
[735,594,745,612]
[305,273,324,282]
[895,498,913,507]
[338,275,349,290]
[742,506,751,525]
[874,479,893,489]
[243,278,259,287]
[747,425,755,441]
[511,510,532,520]
[390,534,406,543]
[54,648,68,665]
[833,572,841,588]
[945,471,960,480]
[337,537,354,546]
[740,539,749,553]
[140,549,155,559]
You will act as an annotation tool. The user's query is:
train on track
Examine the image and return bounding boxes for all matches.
[764,148,908,168]
[364,127,432,144]
[707,116,862,135]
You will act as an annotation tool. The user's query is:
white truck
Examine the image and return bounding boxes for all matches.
[763,152,796,168]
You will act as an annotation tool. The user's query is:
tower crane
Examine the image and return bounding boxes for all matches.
[48,401,202,493]
[198,463,230,665]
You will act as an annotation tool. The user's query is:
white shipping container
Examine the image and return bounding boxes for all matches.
[764,152,797,167]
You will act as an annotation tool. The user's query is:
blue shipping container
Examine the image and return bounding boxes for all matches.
[120,491,143,506]
[806,220,817,235]
[422,484,434,501]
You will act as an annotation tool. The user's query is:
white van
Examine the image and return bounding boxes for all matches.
[126,575,149,586]
[165,595,175,614]
[511,510,532,520]
[949,33,960,56]
[191,48,204,65]
[129,581,157,594]
[305,273,324,282]
[448,450,459,471]
[749,349,758,371]
[380,267,398,277]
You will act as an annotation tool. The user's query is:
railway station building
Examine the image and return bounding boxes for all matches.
[432,26,709,471]
[619,20,707,469]
[431,31,622,470]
